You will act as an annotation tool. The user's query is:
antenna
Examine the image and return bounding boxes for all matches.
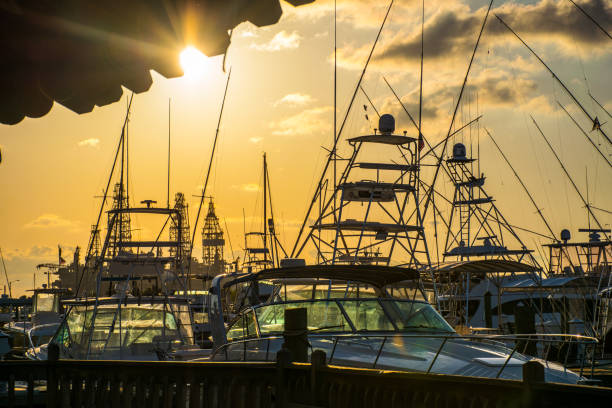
[126,96,130,207]
[168,98,171,208]
[416,0,425,201]
[333,0,337,206]
[586,168,590,231]
[263,153,268,264]
[423,0,494,221]
[292,0,395,257]
[224,218,234,260]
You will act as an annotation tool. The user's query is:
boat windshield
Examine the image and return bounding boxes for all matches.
[236,299,453,338]
[54,302,194,358]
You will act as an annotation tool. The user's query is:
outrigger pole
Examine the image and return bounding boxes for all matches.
[567,0,612,40]
[496,15,611,147]
[484,128,558,241]
[188,69,232,276]
[557,102,612,169]
[530,115,609,240]
[76,94,133,296]
[589,91,612,120]
[291,0,395,257]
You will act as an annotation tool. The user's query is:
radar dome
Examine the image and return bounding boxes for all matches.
[379,114,395,134]
[452,143,467,159]
[560,229,571,242]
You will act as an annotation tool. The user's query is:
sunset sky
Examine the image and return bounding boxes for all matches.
[1,0,610,296]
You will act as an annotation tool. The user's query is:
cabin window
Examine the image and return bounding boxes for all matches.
[33,293,60,314]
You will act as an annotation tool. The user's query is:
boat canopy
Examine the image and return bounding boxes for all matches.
[221,265,419,291]
[433,260,538,274]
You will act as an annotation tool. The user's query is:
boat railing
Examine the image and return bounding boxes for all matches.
[212,332,598,380]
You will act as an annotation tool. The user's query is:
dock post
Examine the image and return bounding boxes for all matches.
[310,350,326,405]
[283,307,308,362]
[514,302,537,356]
[484,291,492,328]
[47,343,59,408]
[522,360,544,407]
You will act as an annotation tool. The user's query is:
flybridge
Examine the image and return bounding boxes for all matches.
[295,114,430,269]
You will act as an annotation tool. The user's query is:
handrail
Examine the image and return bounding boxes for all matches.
[212,332,598,380]
[426,337,448,374]
[496,343,519,379]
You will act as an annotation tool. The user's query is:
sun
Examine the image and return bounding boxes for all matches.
[179,46,209,80]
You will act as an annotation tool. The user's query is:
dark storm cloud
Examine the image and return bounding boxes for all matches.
[381,0,611,63]
[384,75,539,126]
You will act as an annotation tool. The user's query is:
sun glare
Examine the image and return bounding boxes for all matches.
[179,46,209,79]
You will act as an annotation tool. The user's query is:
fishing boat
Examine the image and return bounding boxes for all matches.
[205,264,590,384]
[1,288,64,359]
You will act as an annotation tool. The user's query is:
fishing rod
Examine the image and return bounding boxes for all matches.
[485,128,558,241]
[422,0,494,221]
[496,15,611,146]
[291,0,395,257]
[567,0,612,40]
[188,68,232,276]
[530,115,609,240]
[557,101,612,169]
[76,93,133,296]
